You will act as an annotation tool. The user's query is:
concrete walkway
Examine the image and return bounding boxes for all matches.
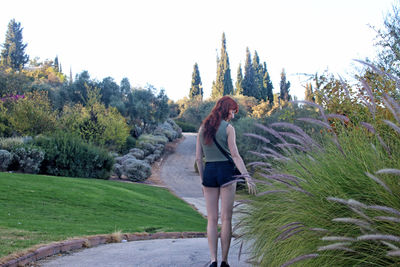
[38,133,252,267]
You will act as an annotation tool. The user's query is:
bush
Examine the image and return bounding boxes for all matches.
[137,134,168,146]
[32,132,114,179]
[175,120,197,132]
[237,88,400,266]
[11,146,44,174]
[0,150,12,171]
[0,137,25,151]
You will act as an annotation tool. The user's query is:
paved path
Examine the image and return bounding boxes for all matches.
[39,133,252,267]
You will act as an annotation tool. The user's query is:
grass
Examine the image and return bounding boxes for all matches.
[0,172,206,258]
[238,121,400,266]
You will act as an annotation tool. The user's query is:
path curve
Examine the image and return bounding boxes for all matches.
[38,133,252,267]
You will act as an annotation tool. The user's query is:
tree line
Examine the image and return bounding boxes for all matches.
[189,32,291,105]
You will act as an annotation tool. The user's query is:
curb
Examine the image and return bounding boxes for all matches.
[0,232,206,267]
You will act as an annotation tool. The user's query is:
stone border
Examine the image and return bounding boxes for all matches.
[1,232,206,267]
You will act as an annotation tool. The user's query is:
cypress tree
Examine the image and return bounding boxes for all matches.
[0,19,29,70]
[304,82,315,102]
[235,63,244,95]
[263,62,274,105]
[189,62,203,100]
[279,68,291,102]
[54,56,59,72]
[242,47,255,98]
[211,33,233,99]
[252,50,263,100]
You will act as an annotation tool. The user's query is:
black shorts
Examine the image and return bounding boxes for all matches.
[202,161,236,187]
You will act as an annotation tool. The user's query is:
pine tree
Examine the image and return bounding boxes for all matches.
[304,82,315,102]
[263,62,274,105]
[235,64,244,95]
[242,47,255,98]
[252,50,263,100]
[54,56,59,72]
[0,19,29,70]
[189,62,203,100]
[211,33,233,99]
[69,67,73,85]
[279,68,291,102]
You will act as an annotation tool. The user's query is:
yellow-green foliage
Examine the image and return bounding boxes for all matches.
[8,91,57,135]
[60,102,130,150]
[138,134,168,145]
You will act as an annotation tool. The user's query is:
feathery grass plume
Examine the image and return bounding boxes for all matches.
[338,75,351,99]
[256,189,289,197]
[318,243,355,252]
[374,216,400,223]
[375,168,400,176]
[332,218,373,230]
[276,142,309,152]
[357,234,400,242]
[382,93,400,123]
[297,117,333,131]
[254,123,287,144]
[327,196,351,206]
[248,151,268,159]
[247,161,272,168]
[243,133,271,144]
[347,199,368,209]
[280,253,319,267]
[278,131,308,145]
[292,100,328,122]
[388,250,400,257]
[360,122,391,155]
[326,113,350,123]
[365,172,392,194]
[262,147,290,161]
[367,205,400,217]
[360,78,376,119]
[221,178,245,187]
[349,207,373,222]
[354,59,400,86]
[321,236,356,242]
[383,119,400,135]
[278,222,304,231]
[276,229,305,242]
[381,241,399,250]
[270,122,321,149]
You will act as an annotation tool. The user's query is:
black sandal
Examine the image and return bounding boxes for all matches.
[220,261,230,267]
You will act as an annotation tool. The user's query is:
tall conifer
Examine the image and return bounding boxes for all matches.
[279,68,291,102]
[305,82,315,102]
[235,64,244,95]
[242,47,255,98]
[0,19,29,70]
[211,33,233,99]
[189,62,203,100]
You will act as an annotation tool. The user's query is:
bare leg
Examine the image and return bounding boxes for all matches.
[220,182,236,263]
[203,186,220,262]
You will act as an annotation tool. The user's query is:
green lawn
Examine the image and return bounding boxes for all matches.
[0,172,206,258]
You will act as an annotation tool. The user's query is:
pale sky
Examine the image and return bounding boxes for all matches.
[1,0,395,101]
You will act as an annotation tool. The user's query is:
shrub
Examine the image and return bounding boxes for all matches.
[237,79,400,266]
[137,134,168,145]
[175,120,197,132]
[0,137,24,151]
[7,91,58,136]
[11,146,44,174]
[0,150,12,171]
[32,132,114,179]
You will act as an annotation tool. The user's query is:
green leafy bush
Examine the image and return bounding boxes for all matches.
[11,146,44,174]
[175,120,197,132]
[32,132,114,179]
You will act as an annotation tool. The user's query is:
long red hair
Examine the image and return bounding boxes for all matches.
[202,96,239,145]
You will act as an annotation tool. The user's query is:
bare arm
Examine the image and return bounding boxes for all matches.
[227,124,256,194]
[195,126,204,182]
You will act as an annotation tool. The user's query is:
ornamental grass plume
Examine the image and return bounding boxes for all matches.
[235,62,400,266]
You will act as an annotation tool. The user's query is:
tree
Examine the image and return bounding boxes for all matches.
[263,62,274,105]
[304,82,315,102]
[252,51,263,100]
[211,33,234,99]
[242,47,255,98]
[235,64,244,95]
[120,77,131,98]
[279,68,291,102]
[0,19,29,70]
[54,56,59,72]
[189,62,203,100]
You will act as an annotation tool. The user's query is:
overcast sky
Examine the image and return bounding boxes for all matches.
[0,0,395,101]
